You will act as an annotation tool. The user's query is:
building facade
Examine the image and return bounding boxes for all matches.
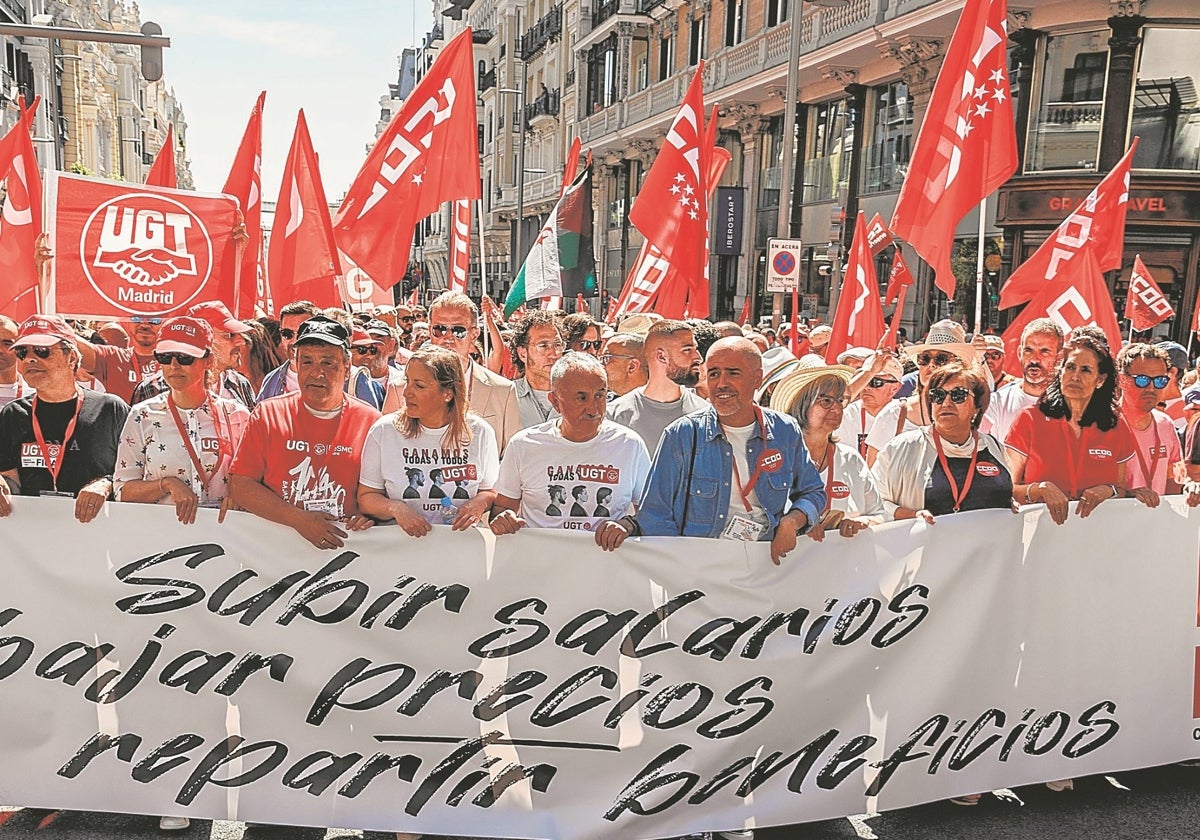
[405,0,1199,338]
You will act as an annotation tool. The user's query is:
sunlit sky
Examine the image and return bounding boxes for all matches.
[148,0,434,203]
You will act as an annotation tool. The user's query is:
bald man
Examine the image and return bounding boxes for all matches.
[600,332,648,398]
[638,337,825,564]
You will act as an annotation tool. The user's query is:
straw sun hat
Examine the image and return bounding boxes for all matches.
[904,319,977,366]
[769,363,856,415]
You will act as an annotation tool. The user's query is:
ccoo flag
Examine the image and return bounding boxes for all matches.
[890,0,1017,298]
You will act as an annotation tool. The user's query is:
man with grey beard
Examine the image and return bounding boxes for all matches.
[607,319,707,454]
[981,317,1065,443]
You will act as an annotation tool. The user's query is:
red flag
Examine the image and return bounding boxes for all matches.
[268,110,341,310]
[335,28,479,288]
[222,92,266,316]
[336,251,394,313]
[890,0,1017,298]
[884,249,916,305]
[1124,255,1173,332]
[562,136,582,193]
[866,213,894,255]
[0,100,42,319]
[1000,140,1137,310]
[145,124,177,189]
[47,171,241,319]
[826,213,886,361]
[738,294,752,326]
[407,285,419,309]
[628,65,708,301]
[1001,244,1122,375]
[448,199,471,295]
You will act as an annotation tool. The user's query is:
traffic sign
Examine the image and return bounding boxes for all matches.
[766,238,803,292]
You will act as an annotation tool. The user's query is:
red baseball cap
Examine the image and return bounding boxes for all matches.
[351,326,380,347]
[156,316,213,358]
[187,301,252,334]
[13,314,78,348]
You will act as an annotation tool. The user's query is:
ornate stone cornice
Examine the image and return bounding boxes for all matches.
[820,65,859,87]
[878,35,944,92]
[719,102,759,124]
[1008,8,1032,30]
[1108,0,1145,16]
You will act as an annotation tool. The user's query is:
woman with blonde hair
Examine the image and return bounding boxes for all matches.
[358,346,499,536]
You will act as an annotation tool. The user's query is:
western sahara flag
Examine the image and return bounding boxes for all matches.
[504,166,596,317]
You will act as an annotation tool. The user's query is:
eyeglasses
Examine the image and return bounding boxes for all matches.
[929,386,972,405]
[1129,374,1170,389]
[599,353,634,365]
[154,352,203,367]
[866,376,899,389]
[917,352,954,367]
[279,328,296,340]
[131,317,162,325]
[530,340,565,353]
[813,395,840,409]
[13,345,56,360]
[431,324,471,340]
[353,345,380,356]
[984,350,1004,361]
[576,339,602,352]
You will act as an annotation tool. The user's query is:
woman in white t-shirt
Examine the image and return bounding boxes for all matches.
[358,346,499,536]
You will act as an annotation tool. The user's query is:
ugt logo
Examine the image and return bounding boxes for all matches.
[81,193,213,315]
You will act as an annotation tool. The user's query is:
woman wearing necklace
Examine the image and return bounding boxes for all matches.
[358,346,499,536]
[114,316,250,527]
[873,363,1013,524]
[1005,329,1153,528]
[864,319,977,466]
[770,363,884,540]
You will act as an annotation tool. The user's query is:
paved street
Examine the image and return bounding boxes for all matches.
[1,766,1197,839]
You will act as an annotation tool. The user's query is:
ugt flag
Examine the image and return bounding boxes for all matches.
[504,167,597,317]
[46,171,243,319]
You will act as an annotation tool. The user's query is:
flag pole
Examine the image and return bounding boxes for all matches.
[477,197,490,362]
[973,196,987,335]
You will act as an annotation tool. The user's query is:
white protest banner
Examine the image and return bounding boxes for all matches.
[0,497,1198,838]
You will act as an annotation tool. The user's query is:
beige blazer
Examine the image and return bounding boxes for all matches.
[468,361,521,454]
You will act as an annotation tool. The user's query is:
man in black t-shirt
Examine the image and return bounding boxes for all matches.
[0,315,128,522]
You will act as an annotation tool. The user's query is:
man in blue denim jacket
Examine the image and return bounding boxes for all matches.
[639,336,826,564]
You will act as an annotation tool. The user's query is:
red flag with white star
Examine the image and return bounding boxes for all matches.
[335,28,479,289]
[1124,254,1173,332]
[628,65,708,299]
[890,0,1016,298]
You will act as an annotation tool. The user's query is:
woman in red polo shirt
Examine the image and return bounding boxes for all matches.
[1006,329,1146,526]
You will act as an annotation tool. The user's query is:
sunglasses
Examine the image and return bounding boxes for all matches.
[353,345,380,356]
[576,339,602,352]
[984,350,1004,361]
[1129,374,1170,389]
[929,386,972,405]
[431,324,470,339]
[917,352,954,367]
[131,317,163,326]
[279,328,296,340]
[154,352,203,366]
[866,376,898,389]
[13,345,58,360]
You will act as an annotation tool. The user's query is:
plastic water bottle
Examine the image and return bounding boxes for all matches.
[439,497,457,525]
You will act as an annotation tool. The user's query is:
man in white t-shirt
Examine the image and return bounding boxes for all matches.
[607,319,707,455]
[838,351,902,458]
[491,353,651,551]
[981,317,1064,443]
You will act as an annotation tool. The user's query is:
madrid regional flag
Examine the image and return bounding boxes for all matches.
[46,171,243,319]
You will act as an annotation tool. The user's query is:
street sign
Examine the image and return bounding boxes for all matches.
[766,237,803,293]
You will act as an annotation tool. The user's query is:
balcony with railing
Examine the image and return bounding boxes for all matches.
[473,28,493,44]
[526,87,561,125]
[591,0,619,27]
[423,24,444,50]
[479,67,496,92]
[521,5,562,60]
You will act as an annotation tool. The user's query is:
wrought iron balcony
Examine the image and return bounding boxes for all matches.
[525,87,560,123]
[520,5,562,60]
[473,28,493,44]
[479,68,496,92]
[592,0,619,26]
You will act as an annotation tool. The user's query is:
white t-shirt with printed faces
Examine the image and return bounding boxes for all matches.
[495,419,651,532]
[359,414,500,524]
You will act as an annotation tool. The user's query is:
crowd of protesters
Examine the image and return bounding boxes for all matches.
[3,292,1200,835]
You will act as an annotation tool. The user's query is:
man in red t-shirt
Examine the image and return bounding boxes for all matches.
[230,315,380,550]
[78,317,161,403]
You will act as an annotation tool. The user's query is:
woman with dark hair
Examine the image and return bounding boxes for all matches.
[240,320,284,393]
[358,346,499,536]
[873,363,1013,524]
[1005,330,1148,527]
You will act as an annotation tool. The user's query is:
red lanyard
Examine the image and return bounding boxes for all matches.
[728,409,778,513]
[31,391,82,492]
[932,428,980,513]
[1132,418,1163,488]
[858,404,869,457]
[167,394,232,493]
